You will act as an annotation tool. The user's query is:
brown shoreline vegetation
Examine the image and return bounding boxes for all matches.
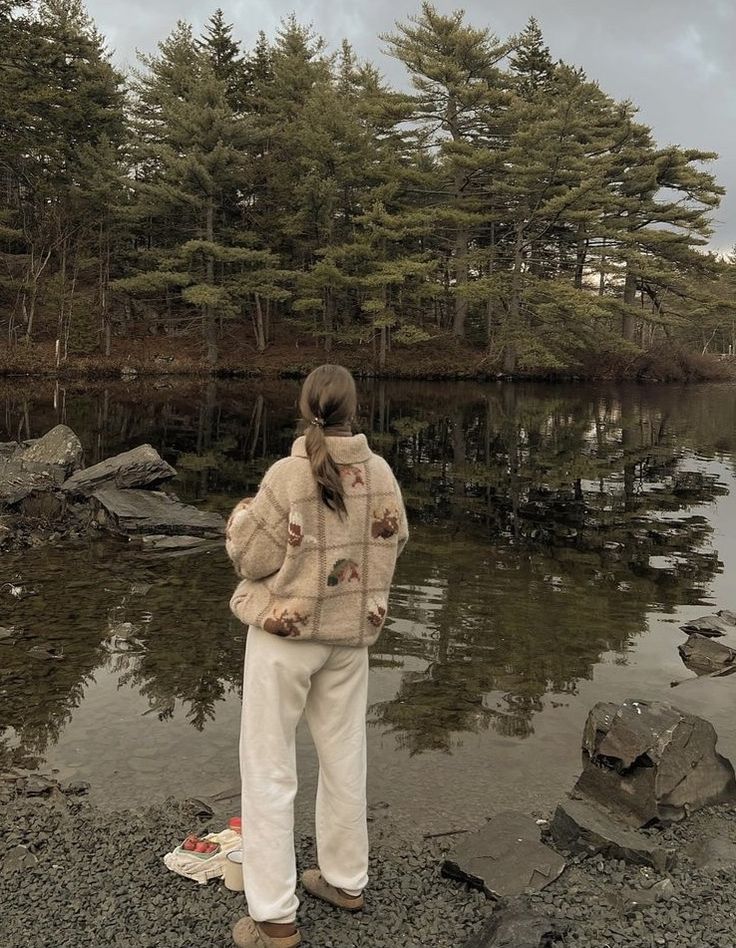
[2,336,734,383]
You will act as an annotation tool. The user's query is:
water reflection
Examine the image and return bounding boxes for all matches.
[1,380,734,790]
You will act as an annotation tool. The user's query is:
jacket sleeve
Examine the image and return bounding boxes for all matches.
[225,462,290,581]
[394,476,410,557]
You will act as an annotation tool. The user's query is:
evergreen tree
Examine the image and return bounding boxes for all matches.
[384,3,511,339]
[197,9,245,110]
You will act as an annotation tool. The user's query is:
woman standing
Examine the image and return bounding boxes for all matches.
[226,364,408,948]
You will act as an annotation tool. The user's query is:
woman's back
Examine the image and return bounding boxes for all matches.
[227,431,408,646]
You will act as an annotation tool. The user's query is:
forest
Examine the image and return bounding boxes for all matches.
[1,0,735,378]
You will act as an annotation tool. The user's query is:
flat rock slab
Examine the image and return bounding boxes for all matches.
[91,487,225,538]
[62,444,176,496]
[16,424,83,479]
[138,534,222,553]
[680,614,734,638]
[443,811,565,899]
[463,898,565,948]
[550,798,672,871]
[679,633,736,675]
[575,698,736,825]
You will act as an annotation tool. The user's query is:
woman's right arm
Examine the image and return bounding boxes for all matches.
[226,462,290,581]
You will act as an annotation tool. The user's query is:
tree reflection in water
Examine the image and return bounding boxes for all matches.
[0,380,733,769]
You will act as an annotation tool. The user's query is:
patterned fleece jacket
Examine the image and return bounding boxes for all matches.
[226,433,409,647]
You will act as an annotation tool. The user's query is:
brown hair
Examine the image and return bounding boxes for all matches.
[299,364,357,517]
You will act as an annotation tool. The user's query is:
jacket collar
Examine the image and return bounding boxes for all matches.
[291,433,371,464]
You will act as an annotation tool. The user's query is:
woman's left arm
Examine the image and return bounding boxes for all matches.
[226,462,290,580]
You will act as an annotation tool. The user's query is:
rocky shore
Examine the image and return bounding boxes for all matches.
[2,778,736,948]
[0,424,225,552]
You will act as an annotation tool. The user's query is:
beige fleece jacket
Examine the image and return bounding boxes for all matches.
[226,433,408,647]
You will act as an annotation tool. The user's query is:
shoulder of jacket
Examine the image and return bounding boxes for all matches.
[263,455,305,484]
[368,453,397,481]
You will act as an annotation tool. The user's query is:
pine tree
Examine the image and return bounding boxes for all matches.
[125,31,243,362]
[509,17,554,99]
[197,9,245,110]
[0,0,125,344]
[384,3,511,340]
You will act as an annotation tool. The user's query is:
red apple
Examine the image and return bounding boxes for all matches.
[195,841,209,853]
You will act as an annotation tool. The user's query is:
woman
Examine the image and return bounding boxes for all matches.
[226,364,408,948]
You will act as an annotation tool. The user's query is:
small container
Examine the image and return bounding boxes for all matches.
[175,834,221,860]
[224,850,244,892]
[228,817,242,834]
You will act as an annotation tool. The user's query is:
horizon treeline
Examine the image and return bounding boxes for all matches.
[1,0,735,370]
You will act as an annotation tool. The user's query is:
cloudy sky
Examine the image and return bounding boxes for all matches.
[87,0,736,252]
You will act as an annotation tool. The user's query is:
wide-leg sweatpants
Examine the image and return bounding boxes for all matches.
[240,624,370,925]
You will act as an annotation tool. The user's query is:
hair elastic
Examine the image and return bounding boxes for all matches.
[310,417,326,428]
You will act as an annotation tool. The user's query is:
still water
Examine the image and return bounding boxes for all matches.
[1,379,735,831]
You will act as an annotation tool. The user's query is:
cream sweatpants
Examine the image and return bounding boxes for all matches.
[240,625,370,925]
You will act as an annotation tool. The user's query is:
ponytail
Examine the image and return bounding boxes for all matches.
[304,422,347,516]
[299,365,357,517]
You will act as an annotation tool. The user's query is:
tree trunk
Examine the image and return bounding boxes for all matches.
[486,224,496,347]
[446,91,468,339]
[454,217,469,339]
[598,255,606,297]
[573,222,587,290]
[324,288,333,353]
[622,264,637,343]
[502,229,524,374]
[253,293,266,352]
[204,197,218,366]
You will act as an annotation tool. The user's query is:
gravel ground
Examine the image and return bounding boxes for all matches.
[2,791,736,948]
[531,804,736,948]
[0,794,489,948]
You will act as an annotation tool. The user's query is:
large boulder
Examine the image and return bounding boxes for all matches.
[15,424,83,480]
[574,699,736,825]
[91,486,225,538]
[62,444,176,496]
[0,458,58,505]
[0,425,83,506]
[442,811,565,899]
[678,633,736,676]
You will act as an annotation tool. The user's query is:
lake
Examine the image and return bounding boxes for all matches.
[1,378,735,832]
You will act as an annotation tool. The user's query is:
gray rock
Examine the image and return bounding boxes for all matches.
[550,797,673,870]
[442,812,565,899]
[21,774,58,796]
[718,610,736,626]
[91,487,225,538]
[679,634,736,675]
[0,458,58,505]
[62,444,176,497]
[2,845,38,873]
[685,837,736,869]
[618,879,675,915]
[574,699,736,825]
[680,615,732,638]
[16,424,83,479]
[138,534,222,553]
[463,898,564,947]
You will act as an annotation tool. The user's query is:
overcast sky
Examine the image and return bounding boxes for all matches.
[86,0,736,252]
